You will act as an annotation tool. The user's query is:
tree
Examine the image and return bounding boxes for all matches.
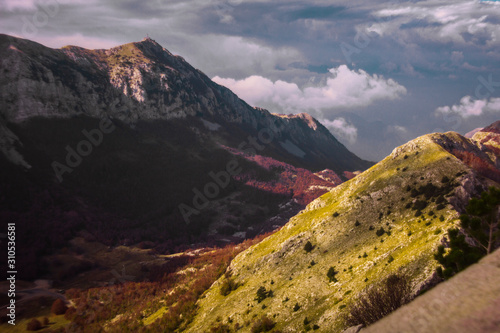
[435,187,500,279]
[434,229,483,279]
[255,286,272,303]
[304,241,313,253]
[220,276,238,296]
[251,315,275,333]
[51,298,68,315]
[460,186,500,255]
[327,266,338,283]
[343,273,413,327]
[26,318,42,331]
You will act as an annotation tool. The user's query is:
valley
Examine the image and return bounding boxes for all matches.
[0,35,499,333]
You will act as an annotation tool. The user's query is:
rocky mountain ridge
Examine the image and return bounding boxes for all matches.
[0,34,369,173]
[186,126,500,332]
[0,35,371,282]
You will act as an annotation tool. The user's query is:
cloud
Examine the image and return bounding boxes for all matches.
[320,117,358,144]
[182,35,303,79]
[435,95,500,118]
[213,65,406,113]
[0,0,36,11]
[372,1,500,48]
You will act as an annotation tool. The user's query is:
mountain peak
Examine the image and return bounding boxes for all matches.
[135,36,165,52]
[272,113,318,130]
[481,120,500,134]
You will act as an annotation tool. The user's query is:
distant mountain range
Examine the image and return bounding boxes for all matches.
[0,34,371,280]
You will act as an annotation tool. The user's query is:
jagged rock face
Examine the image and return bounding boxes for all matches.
[0,34,371,173]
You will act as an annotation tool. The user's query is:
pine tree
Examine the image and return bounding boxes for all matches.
[460,186,500,255]
[435,187,500,279]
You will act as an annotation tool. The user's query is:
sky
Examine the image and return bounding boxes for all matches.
[1,0,500,160]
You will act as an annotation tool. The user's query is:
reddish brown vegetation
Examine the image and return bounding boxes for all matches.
[65,232,273,332]
[451,149,500,183]
[26,318,42,331]
[51,298,68,315]
[223,146,342,205]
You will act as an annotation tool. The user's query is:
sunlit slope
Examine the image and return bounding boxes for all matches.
[187,132,499,333]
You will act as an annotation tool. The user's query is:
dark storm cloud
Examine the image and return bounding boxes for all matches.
[1,0,499,160]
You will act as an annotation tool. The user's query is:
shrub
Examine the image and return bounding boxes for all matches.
[313,324,320,330]
[327,266,338,282]
[412,200,428,211]
[355,221,361,227]
[436,195,446,204]
[255,286,272,303]
[210,323,232,333]
[220,277,238,296]
[387,255,394,263]
[304,241,313,253]
[251,315,276,333]
[26,318,42,331]
[293,302,301,311]
[343,273,413,327]
[256,286,267,303]
[304,317,310,325]
[42,317,49,326]
[51,299,68,315]
[64,306,76,320]
[333,212,340,217]
[375,228,385,237]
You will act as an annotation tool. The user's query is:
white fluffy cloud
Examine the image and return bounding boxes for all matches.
[435,95,500,118]
[179,35,304,79]
[372,0,500,47]
[320,117,358,145]
[213,65,406,113]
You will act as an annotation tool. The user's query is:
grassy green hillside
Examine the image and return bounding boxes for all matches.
[187,133,499,333]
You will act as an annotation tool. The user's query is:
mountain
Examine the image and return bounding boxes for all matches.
[0,34,369,172]
[0,34,371,281]
[186,127,500,332]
